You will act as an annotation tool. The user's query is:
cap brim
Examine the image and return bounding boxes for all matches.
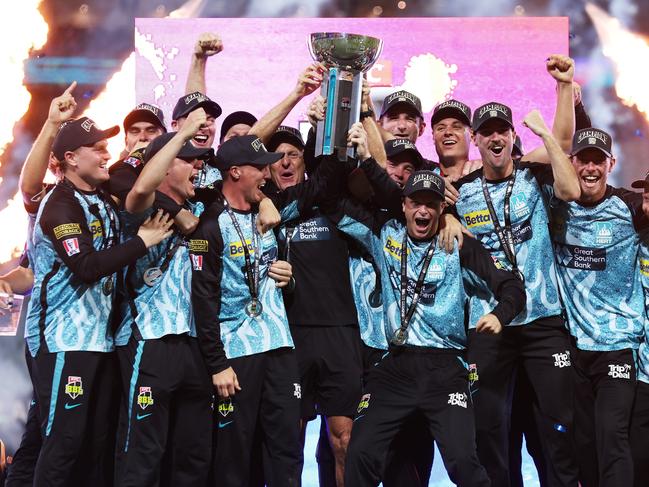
[431,107,471,126]
[197,100,222,118]
[472,116,514,133]
[250,151,284,166]
[380,101,423,119]
[570,146,612,158]
[631,180,648,189]
[178,144,214,161]
[123,110,165,132]
[86,125,120,146]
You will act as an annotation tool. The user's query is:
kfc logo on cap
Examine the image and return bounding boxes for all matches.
[81,119,95,132]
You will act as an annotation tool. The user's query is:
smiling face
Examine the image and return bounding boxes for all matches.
[125,121,164,153]
[432,117,470,163]
[472,119,515,178]
[402,191,443,240]
[269,142,305,190]
[571,148,615,204]
[64,139,111,187]
[173,110,216,148]
[386,153,417,189]
[162,157,203,203]
[229,164,271,205]
[379,105,425,142]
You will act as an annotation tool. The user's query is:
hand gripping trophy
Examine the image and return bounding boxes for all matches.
[308,32,382,160]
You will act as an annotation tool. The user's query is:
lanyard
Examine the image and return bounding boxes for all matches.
[284,225,297,262]
[66,180,119,251]
[398,233,437,337]
[480,165,524,282]
[225,200,260,302]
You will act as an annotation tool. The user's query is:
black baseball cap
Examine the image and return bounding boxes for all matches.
[213,135,283,170]
[219,111,258,142]
[631,171,649,189]
[431,99,471,126]
[570,128,613,158]
[402,170,445,200]
[123,103,166,132]
[172,92,222,121]
[52,117,120,161]
[267,126,304,152]
[380,90,423,118]
[512,135,524,158]
[385,139,424,169]
[143,132,213,164]
[472,102,514,132]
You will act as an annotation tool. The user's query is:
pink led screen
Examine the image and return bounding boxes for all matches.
[135,17,568,160]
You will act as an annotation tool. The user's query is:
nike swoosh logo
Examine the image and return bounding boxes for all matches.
[218,421,233,429]
[136,413,152,420]
[64,403,82,410]
[354,415,365,422]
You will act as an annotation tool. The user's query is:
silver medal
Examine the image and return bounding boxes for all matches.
[143,267,163,287]
[102,276,114,296]
[391,328,408,346]
[245,299,263,318]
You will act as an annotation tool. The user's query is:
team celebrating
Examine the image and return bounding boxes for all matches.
[1,31,649,487]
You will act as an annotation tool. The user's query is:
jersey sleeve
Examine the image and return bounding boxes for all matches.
[190,206,229,375]
[459,236,526,326]
[39,188,148,283]
[614,188,649,232]
[359,158,403,217]
[522,161,555,200]
[108,161,183,217]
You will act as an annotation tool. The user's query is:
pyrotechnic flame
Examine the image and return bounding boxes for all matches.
[0,0,48,160]
[0,0,48,264]
[586,2,649,119]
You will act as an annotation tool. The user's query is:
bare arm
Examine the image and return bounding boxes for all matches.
[522,55,575,162]
[523,110,580,201]
[0,266,34,295]
[19,82,77,207]
[126,108,207,213]
[185,33,223,95]
[361,79,387,168]
[248,63,325,143]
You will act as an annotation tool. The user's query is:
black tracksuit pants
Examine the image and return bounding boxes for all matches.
[631,379,649,487]
[115,333,213,487]
[572,347,636,487]
[468,315,578,487]
[344,347,490,487]
[31,349,117,487]
[213,347,302,487]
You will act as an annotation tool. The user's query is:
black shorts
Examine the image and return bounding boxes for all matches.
[291,325,363,419]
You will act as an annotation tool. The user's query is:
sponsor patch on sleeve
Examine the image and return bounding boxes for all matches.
[53,223,82,240]
[62,238,80,256]
[190,254,203,271]
[124,156,142,168]
[189,239,208,253]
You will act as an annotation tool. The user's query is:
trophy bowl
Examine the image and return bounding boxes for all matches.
[308,32,383,72]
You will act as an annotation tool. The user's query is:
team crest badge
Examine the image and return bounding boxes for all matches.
[65,376,84,399]
[137,386,154,410]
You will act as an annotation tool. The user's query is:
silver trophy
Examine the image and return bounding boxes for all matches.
[308,32,383,160]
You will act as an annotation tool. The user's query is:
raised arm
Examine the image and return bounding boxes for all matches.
[522,55,575,162]
[522,110,580,201]
[360,79,387,167]
[126,108,206,213]
[20,82,77,209]
[185,33,222,95]
[248,63,325,143]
